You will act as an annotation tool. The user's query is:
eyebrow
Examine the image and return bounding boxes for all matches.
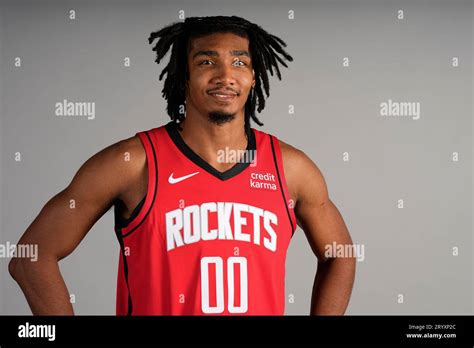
[192,50,251,59]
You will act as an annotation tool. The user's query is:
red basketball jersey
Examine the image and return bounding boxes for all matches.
[114,121,296,315]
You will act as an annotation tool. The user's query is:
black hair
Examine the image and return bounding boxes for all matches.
[148,15,293,133]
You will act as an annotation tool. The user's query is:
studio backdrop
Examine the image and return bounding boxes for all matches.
[0,0,472,314]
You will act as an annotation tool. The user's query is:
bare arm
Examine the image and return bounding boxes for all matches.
[8,136,145,315]
[281,142,356,315]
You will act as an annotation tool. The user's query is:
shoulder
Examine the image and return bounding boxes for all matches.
[85,134,146,173]
[113,134,147,163]
[67,134,146,200]
[277,138,329,206]
[103,135,148,194]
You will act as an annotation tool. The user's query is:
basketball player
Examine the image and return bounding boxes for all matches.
[9,16,355,315]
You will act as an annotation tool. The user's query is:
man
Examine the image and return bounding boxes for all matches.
[9,16,355,315]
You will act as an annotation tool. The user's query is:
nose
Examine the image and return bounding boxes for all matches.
[212,64,236,86]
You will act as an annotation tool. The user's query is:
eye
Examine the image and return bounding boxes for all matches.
[199,60,214,65]
[233,60,247,66]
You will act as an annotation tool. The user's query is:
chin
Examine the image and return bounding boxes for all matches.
[208,106,238,114]
[208,110,237,125]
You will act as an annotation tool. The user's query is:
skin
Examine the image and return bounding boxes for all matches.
[9,32,355,315]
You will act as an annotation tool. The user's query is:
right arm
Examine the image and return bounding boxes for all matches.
[8,136,146,315]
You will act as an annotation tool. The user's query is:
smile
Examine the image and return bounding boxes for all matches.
[208,93,237,101]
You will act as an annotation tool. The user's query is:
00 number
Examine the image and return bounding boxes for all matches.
[200,256,248,314]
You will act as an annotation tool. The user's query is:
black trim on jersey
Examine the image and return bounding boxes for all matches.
[114,132,159,238]
[270,135,296,237]
[114,195,146,229]
[114,227,133,316]
[165,121,256,181]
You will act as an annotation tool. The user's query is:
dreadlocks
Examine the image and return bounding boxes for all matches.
[148,15,293,132]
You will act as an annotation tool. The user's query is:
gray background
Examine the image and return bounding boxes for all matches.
[0,0,472,314]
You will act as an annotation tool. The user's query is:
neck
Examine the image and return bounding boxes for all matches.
[177,114,249,172]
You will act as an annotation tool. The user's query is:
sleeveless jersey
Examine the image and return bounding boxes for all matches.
[114,121,296,315]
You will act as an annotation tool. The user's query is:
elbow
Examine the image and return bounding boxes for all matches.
[9,253,59,283]
[8,257,29,283]
[8,257,20,281]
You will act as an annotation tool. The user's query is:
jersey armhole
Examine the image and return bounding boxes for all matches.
[114,130,158,238]
[114,195,146,229]
[269,134,297,237]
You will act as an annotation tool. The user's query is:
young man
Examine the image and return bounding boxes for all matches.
[9,16,355,315]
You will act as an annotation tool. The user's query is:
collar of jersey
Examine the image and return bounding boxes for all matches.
[164,120,256,181]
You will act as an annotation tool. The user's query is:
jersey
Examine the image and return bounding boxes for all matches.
[114,121,296,315]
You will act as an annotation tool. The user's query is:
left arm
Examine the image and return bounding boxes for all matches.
[281,141,356,315]
[300,198,356,315]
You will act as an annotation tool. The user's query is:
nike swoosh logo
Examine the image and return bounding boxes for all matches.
[168,171,200,184]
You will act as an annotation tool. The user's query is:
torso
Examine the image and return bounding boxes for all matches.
[114,123,297,315]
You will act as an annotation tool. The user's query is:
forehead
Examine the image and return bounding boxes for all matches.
[188,32,250,53]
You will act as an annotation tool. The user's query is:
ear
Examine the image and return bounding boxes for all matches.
[252,69,255,87]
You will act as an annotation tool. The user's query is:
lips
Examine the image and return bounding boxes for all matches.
[207,89,239,102]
